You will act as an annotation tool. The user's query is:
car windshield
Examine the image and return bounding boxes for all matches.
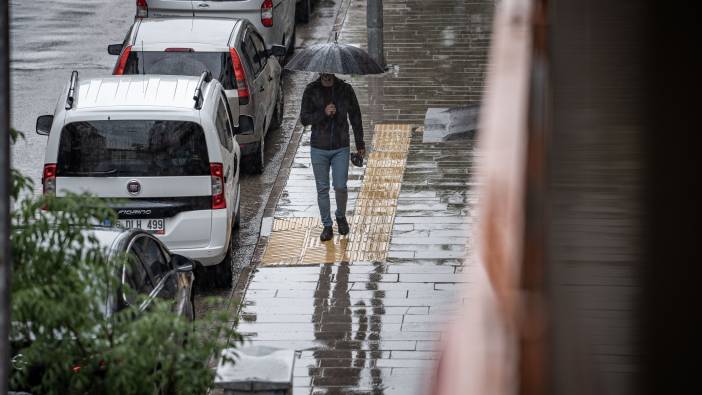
[123,51,235,90]
[57,120,210,177]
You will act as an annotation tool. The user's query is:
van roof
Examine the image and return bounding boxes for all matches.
[72,75,207,110]
[134,17,241,48]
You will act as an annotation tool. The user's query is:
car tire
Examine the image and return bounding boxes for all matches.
[189,289,196,321]
[212,238,234,289]
[287,25,296,56]
[234,196,241,229]
[250,137,265,174]
[270,86,284,130]
[296,0,311,24]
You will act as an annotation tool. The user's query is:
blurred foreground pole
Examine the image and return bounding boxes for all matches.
[367,0,385,67]
[0,1,10,393]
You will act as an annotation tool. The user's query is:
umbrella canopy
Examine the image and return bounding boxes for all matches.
[285,42,385,75]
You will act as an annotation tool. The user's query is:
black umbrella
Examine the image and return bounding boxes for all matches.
[285,41,385,75]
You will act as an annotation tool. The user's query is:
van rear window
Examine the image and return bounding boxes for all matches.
[123,51,235,90]
[57,120,210,177]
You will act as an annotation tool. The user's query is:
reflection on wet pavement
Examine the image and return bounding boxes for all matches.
[239,262,458,394]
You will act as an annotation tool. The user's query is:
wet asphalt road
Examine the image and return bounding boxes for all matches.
[9,0,340,305]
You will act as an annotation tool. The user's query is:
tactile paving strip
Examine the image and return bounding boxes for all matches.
[261,124,413,266]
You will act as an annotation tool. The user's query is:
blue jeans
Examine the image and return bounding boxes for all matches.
[311,147,349,227]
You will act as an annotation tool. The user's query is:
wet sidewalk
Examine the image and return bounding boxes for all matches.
[235,0,494,393]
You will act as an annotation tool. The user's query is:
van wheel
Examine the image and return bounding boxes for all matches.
[287,25,296,56]
[251,138,265,174]
[234,197,241,229]
[213,239,234,289]
[296,0,311,23]
[270,88,284,130]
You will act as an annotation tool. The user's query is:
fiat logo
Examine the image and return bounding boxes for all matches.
[127,180,141,196]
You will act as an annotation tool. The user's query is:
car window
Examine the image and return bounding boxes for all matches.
[131,236,170,281]
[216,99,234,151]
[57,120,209,177]
[241,34,262,76]
[249,32,268,69]
[123,51,235,90]
[123,252,154,306]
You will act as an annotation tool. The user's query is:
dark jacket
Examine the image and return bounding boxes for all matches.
[300,76,365,151]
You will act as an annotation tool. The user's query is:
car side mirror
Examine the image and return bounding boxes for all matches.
[36,115,53,136]
[236,115,254,135]
[107,43,123,55]
[268,44,286,58]
[171,254,194,273]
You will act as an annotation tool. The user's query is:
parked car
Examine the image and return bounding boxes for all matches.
[135,0,296,54]
[35,71,241,288]
[9,227,196,392]
[88,227,196,319]
[108,17,285,173]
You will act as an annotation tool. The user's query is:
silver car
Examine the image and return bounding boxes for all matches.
[109,17,286,173]
[92,228,196,320]
[136,0,296,54]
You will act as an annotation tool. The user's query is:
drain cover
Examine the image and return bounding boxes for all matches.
[423,105,479,142]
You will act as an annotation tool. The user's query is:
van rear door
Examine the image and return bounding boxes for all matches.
[146,0,195,17]
[192,0,256,18]
[55,120,212,250]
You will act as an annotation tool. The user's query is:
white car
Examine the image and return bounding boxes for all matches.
[135,0,296,54]
[109,17,286,173]
[35,72,241,288]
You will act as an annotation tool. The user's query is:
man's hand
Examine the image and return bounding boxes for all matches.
[325,103,337,117]
[357,148,366,157]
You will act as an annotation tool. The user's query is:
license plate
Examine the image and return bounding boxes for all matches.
[118,218,165,234]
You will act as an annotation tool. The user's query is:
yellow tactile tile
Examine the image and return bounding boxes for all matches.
[261,124,413,266]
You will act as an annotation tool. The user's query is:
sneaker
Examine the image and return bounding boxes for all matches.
[320,226,334,242]
[336,216,350,235]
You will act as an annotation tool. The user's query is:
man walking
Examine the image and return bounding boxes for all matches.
[300,73,366,241]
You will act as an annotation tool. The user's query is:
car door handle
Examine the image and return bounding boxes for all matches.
[197,3,210,7]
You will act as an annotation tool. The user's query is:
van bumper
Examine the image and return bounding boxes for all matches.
[170,209,230,267]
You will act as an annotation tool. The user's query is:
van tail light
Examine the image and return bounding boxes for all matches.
[136,0,148,17]
[229,48,250,105]
[42,164,57,196]
[113,45,132,75]
[261,0,273,27]
[210,163,226,209]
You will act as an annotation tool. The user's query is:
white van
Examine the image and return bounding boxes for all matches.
[36,71,241,288]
